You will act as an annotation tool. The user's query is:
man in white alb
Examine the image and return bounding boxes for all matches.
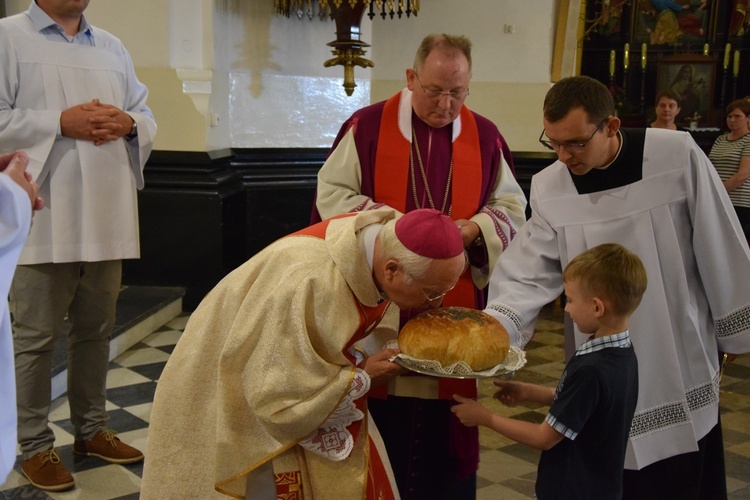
[486,75,750,500]
[0,0,156,492]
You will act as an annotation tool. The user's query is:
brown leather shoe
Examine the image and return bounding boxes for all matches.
[21,448,75,492]
[73,429,144,464]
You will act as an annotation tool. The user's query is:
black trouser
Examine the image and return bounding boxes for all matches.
[369,396,477,500]
[734,205,750,241]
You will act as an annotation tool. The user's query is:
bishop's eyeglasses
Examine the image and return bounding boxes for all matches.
[418,253,470,302]
[414,73,469,101]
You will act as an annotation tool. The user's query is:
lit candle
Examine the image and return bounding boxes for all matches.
[724,43,731,70]
[734,50,740,77]
[703,43,709,57]
[641,43,647,69]
[624,43,629,70]
[610,50,616,77]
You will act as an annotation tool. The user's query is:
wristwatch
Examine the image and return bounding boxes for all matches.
[125,119,137,140]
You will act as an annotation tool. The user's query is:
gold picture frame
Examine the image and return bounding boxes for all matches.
[656,54,716,126]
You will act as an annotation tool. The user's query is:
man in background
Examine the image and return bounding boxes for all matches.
[0,0,156,492]
[486,75,750,499]
[313,33,526,498]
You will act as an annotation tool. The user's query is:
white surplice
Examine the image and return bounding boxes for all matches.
[0,13,156,264]
[486,128,750,469]
[0,175,31,482]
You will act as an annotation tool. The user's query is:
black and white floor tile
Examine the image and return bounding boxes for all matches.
[2,301,749,499]
[1,314,188,500]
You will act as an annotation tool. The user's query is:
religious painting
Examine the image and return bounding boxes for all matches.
[656,54,716,125]
[728,0,750,38]
[591,0,629,38]
[632,0,715,45]
[583,0,639,43]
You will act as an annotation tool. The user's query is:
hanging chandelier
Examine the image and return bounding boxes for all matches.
[274,0,420,96]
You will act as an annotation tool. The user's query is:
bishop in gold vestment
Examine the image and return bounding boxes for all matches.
[141,208,468,499]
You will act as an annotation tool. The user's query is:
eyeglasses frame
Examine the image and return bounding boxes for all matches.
[416,252,470,302]
[413,72,469,101]
[538,117,610,153]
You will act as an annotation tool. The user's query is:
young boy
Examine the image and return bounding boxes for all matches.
[452,243,647,500]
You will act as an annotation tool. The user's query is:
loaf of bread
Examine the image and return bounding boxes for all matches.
[398,307,510,371]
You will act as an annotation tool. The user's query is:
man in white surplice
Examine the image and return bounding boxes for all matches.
[485,76,750,500]
[0,0,156,492]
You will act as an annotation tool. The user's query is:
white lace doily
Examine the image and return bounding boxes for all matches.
[298,368,370,460]
[389,346,526,379]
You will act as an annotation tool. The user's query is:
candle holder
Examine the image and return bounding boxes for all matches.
[721,65,728,109]
[274,0,419,96]
[640,43,647,114]
[733,50,740,100]
[623,43,629,96]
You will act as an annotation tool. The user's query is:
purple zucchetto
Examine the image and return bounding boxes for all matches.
[394,209,464,259]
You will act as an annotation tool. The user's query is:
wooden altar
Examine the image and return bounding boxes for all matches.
[580,0,750,129]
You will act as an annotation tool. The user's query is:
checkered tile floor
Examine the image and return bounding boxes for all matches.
[2,301,749,499]
[0,314,189,499]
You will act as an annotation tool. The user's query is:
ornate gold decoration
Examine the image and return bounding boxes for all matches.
[580,0,631,42]
[274,0,419,96]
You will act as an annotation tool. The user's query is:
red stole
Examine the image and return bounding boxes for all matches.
[373,92,483,221]
[373,92,483,399]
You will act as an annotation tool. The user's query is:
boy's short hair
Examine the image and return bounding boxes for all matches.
[543,75,614,124]
[564,243,648,316]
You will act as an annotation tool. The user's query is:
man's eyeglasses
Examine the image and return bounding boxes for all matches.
[414,73,469,100]
[538,117,609,153]
[420,282,457,302]
[417,253,470,302]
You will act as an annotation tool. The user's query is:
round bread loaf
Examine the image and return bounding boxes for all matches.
[398,307,510,371]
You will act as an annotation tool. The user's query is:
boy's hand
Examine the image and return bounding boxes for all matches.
[451,394,490,427]
[493,380,526,406]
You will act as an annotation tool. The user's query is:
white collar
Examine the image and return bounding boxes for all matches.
[396,88,463,144]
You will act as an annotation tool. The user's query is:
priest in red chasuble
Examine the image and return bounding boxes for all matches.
[141,209,467,499]
[312,33,527,500]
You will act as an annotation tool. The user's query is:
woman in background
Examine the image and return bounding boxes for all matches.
[709,99,750,242]
[649,90,687,130]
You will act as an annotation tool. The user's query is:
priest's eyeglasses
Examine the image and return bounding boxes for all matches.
[538,117,609,153]
[415,73,469,100]
[419,253,470,302]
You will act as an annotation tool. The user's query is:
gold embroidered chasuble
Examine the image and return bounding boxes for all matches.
[141,210,400,499]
